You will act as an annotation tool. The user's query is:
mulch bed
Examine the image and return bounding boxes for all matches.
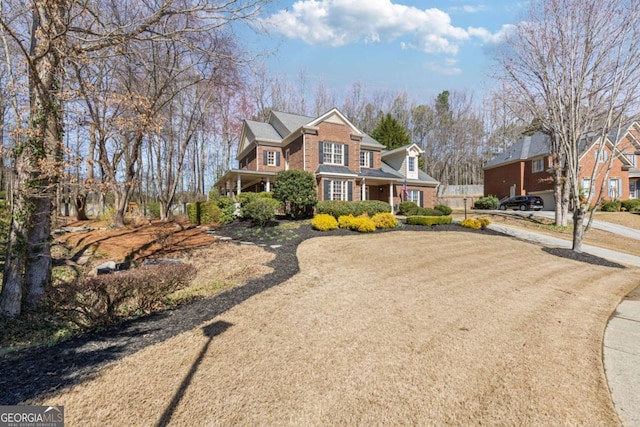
[0,219,623,404]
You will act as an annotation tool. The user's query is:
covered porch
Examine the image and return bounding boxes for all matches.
[214,169,277,198]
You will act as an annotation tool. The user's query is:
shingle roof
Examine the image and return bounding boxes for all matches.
[484,132,551,168]
[270,111,314,135]
[416,169,439,183]
[315,165,358,176]
[359,168,401,179]
[245,120,282,141]
[360,134,385,149]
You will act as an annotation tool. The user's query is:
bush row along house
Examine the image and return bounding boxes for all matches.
[214,108,439,211]
[484,124,640,210]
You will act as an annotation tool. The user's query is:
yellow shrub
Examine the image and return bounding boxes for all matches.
[311,214,338,231]
[338,214,376,232]
[477,217,491,229]
[338,214,356,229]
[353,217,376,232]
[460,218,482,230]
[372,212,397,229]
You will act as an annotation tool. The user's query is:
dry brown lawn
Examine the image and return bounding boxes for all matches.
[35,232,640,426]
[475,213,640,257]
[594,211,640,229]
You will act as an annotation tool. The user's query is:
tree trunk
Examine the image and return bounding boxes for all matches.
[75,193,88,220]
[0,202,27,316]
[113,191,127,228]
[25,195,52,306]
[572,206,587,252]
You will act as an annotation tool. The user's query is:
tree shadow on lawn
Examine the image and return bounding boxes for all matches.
[0,246,299,405]
[0,223,493,405]
[542,247,626,269]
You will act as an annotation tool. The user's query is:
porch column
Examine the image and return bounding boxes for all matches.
[389,184,394,213]
[236,175,242,195]
[361,178,366,201]
[266,177,271,192]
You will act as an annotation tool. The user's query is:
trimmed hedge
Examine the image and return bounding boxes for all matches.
[240,198,281,225]
[600,200,622,212]
[474,195,499,210]
[187,201,222,225]
[621,199,640,213]
[398,201,443,216]
[398,201,421,216]
[435,204,453,215]
[406,215,452,226]
[316,200,391,218]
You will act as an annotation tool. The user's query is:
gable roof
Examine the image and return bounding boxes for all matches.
[381,143,424,159]
[245,120,281,142]
[484,132,551,169]
[269,111,315,136]
[237,108,387,159]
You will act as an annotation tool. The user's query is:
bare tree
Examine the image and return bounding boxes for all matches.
[312,79,336,116]
[495,0,640,251]
[0,0,269,317]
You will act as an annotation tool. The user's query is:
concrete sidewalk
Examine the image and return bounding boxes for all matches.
[487,223,640,427]
[507,210,640,241]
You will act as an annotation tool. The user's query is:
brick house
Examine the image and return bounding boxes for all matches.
[214,108,439,210]
[484,125,640,209]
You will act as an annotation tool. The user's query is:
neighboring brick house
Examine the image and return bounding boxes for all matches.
[484,125,640,209]
[214,108,439,210]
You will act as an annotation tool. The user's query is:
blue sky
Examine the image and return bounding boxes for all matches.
[243,0,525,104]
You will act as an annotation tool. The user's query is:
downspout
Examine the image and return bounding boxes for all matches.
[256,144,259,171]
[389,183,394,213]
[303,132,307,171]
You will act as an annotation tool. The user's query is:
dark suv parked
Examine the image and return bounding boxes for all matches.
[499,195,544,211]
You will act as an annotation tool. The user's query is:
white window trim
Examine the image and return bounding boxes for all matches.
[266,151,276,166]
[608,178,622,199]
[324,142,344,165]
[407,189,420,205]
[360,151,370,168]
[624,152,637,167]
[532,158,544,173]
[408,156,416,172]
[407,156,418,179]
[329,180,348,201]
[595,149,608,163]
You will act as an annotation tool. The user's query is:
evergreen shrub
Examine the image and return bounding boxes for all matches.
[406,216,452,226]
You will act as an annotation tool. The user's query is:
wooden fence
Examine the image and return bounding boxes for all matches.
[436,185,484,209]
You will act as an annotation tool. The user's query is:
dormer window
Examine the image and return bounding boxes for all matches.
[407,156,418,179]
[408,157,416,172]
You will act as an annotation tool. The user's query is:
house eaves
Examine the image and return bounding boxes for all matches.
[484,132,551,170]
[381,143,424,160]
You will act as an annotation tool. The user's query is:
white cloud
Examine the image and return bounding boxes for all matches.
[424,58,463,75]
[450,5,487,13]
[261,0,500,55]
[468,24,516,45]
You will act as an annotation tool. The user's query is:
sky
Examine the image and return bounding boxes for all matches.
[242,0,526,104]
